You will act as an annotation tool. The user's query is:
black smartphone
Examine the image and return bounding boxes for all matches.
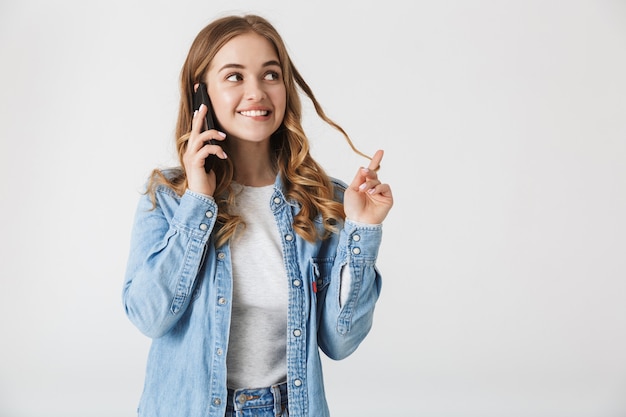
[192,83,218,173]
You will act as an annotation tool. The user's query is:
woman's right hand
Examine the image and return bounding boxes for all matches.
[182,103,227,196]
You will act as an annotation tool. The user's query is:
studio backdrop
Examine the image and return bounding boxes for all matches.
[1,1,625,416]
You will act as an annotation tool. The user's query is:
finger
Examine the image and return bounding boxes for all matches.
[348,150,383,189]
[205,129,227,142]
[363,185,393,210]
[191,104,208,135]
[368,149,384,171]
[188,131,226,156]
[348,166,369,190]
[369,183,393,198]
[358,178,381,193]
[201,141,228,159]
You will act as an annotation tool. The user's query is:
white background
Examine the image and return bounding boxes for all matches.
[1,1,625,416]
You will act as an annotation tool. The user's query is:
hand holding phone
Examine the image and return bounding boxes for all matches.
[192,83,218,173]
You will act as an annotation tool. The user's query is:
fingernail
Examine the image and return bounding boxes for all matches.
[361,167,370,174]
[218,131,226,138]
[193,110,198,117]
[359,183,367,191]
[367,188,376,194]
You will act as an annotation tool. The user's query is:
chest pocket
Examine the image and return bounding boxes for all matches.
[310,257,334,318]
[312,257,333,289]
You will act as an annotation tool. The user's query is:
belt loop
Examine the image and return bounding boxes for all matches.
[271,383,284,416]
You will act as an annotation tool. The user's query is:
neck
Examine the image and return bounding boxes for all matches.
[230,140,276,187]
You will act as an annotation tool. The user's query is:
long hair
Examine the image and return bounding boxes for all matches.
[147,14,370,247]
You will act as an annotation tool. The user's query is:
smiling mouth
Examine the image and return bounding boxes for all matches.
[239,110,269,117]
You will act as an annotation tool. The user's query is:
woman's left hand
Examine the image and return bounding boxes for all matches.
[344,149,393,224]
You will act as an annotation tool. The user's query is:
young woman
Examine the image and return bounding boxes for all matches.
[123,14,393,417]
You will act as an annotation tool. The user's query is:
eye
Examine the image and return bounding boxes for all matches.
[226,73,243,82]
[264,71,281,81]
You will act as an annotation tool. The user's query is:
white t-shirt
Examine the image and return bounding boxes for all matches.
[227,183,288,389]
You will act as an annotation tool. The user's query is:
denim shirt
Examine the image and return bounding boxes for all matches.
[122,171,383,417]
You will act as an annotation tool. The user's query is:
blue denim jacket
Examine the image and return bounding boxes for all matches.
[122,171,383,417]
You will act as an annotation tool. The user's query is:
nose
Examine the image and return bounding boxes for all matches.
[245,79,266,101]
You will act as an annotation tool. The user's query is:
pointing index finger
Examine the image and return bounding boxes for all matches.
[368,150,384,171]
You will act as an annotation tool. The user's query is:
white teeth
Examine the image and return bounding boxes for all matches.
[240,110,268,117]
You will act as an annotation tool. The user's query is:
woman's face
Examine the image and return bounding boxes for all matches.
[205,32,286,144]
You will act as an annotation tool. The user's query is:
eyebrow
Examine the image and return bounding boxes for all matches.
[217,60,281,72]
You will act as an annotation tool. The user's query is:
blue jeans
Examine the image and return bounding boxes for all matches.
[225,382,289,417]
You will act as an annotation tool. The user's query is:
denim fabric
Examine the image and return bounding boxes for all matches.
[122,170,383,417]
[225,382,288,417]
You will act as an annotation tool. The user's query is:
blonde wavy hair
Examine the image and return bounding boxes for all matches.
[147,14,370,247]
